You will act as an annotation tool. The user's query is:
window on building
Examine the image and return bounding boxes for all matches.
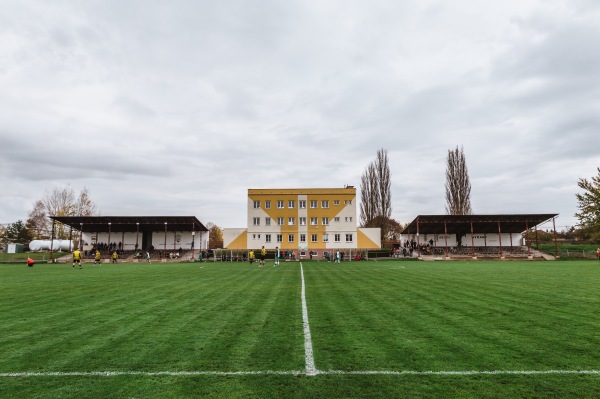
[253,217,260,226]
[322,217,329,226]
[322,200,329,208]
[323,234,329,242]
[265,200,271,209]
[277,217,284,226]
[334,200,340,205]
[334,217,340,222]
[310,217,318,226]
[310,200,318,208]
[299,217,306,226]
[300,234,306,243]
[288,200,295,208]
[311,234,318,242]
[345,217,353,222]
[334,234,341,242]
[265,234,271,243]
[346,234,353,242]
[276,234,283,243]
[253,200,260,209]
[288,234,295,243]
[288,217,295,226]
[265,217,271,226]
[277,200,284,209]
[299,200,306,209]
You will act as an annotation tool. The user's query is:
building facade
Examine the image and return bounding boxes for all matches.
[223,187,380,253]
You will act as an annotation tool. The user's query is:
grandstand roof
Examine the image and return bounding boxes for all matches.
[402,214,558,235]
[49,216,208,233]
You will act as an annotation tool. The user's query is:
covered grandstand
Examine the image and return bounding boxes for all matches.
[401,214,559,258]
[48,216,209,261]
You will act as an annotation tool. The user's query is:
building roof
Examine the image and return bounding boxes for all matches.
[49,216,208,233]
[402,214,558,235]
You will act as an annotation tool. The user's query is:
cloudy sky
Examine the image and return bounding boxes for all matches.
[1,0,599,231]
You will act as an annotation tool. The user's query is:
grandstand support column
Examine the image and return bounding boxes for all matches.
[192,229,195,261]
[498,221,504,259]
[444,221,449,259]
[79,223,84,251]
[553,217,559,258]
[534,225,539,249]
[135,223,139,251]
[68,226,73,252]
[50,219,56,262]
[526,221,531,258]
[107,222,112,256]
[416,217,421,258]
[470,222,475,258]
[164,222,168,258]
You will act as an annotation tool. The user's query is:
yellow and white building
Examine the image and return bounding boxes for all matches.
[223,187,381,253]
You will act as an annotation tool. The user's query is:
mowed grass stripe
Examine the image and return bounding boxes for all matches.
[303,261,600,371]
[0,262,304,373]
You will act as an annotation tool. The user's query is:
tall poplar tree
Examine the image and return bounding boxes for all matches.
[360,148,392,241]
[445,145,473,215]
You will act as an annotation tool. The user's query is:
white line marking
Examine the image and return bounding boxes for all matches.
[2,369,600,378]
[300,262,318,376]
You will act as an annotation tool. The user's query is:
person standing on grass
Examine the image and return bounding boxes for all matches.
[146,251,151,263]
[335,250,341,263]
[72,248,82,269]
[260,246,266,267]
[249,249,255,264]
[26,257,35,267]
[112,251,118,264]
[94,249,101,265]
[274,246,281,266]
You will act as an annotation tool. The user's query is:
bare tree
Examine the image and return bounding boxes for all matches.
[41,185,99,238]
[26,200,49,239]
[360,148,393,241]
[360,163,380,226]
[445,145,473,215]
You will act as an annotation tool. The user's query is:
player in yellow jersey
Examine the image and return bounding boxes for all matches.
[259,246,267,267]
[249,249,255,264]
[94,249,101,265]
[112,251,118,264]
[72,248,82,269]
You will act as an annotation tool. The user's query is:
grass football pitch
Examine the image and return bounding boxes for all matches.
[1,259,600,398]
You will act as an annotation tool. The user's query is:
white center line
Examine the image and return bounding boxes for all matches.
[300,262,318,376]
